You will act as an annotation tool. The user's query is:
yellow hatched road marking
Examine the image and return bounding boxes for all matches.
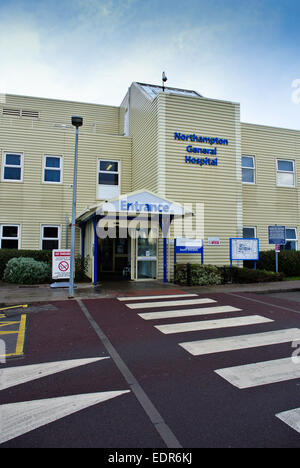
[0,304,28,311]
[0,321,21,328]
[0,331,19,335]
[15,314,27,355]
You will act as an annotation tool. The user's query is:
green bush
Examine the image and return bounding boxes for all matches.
[0,249,52,280]
[247,250,300,277]
[176,264,222,286]
[0,249,89,283]
[3,257,51,284]
[220,266,284,284]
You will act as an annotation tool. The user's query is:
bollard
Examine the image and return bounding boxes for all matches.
[187,263,191,286]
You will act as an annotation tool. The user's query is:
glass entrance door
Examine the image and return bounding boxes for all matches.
[136,228,157,280]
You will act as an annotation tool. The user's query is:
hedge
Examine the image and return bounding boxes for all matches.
[221,266,284,284]
[175,263,284,286]
[0,249,89,283]
[175,264,222,286]
[247,250,300,277]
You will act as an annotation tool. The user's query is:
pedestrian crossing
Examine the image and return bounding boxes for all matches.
[118,292,300,436]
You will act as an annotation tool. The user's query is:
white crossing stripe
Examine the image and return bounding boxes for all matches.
[276,408,300,434]
[139,305,242,321]
[179,328,300,356]
[118,294,199,301]
[215,357,300,389]
[155,315,273,335]
[126,298,217,309]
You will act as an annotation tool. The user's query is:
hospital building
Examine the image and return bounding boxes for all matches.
[0,81,299,283]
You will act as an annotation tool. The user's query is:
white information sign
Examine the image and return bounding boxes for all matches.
[230,238,259,261]
[52,250,71,280]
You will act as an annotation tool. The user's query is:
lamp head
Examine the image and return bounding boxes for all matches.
[71,116,83,128]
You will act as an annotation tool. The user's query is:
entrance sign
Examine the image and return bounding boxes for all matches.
[175,238,203,254]
[230,238,259,263]
[52,250,71,280]
[174,238,204,281]
[268,226,286,245]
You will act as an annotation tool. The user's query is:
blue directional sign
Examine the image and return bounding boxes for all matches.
[268,226,286,245]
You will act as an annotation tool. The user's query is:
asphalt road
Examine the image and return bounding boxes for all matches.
[1,290,300,449]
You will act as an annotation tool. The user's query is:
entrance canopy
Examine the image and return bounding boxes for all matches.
[76,189,193,223]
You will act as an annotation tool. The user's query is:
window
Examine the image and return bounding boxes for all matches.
[0,225,20,249]
[276,160,295,187]
[242,156,255,184]
[97,159,120,199]
[41,225,60,250]
[243,227,256,238]
[2,153,23,182]
[281,228,297,251]
[43,156,62,183]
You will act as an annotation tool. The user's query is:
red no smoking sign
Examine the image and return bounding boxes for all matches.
[58,261,70,272]
[52,249,71,279]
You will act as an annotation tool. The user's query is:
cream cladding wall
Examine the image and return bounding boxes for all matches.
[162,94,242,270]
[241,122,300,250]
[0,95,132,254]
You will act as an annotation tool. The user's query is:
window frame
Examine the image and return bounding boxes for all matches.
[243,226,257,238]
[1,152,24,183]
[276,159,295,188]
[281,227,298,251]
[41,225,61,250]
[0,224,21,249]
[97,159,121,200]
[241,155,255,185]
[43,155,63,185]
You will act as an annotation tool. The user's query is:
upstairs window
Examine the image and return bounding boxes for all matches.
[97,159,120,199]
[41,225,60,250]
[0,225,20,249]
[242,155,255,184]
[43,156,62,183]
[276,159,295,187]
[2,153,23,182]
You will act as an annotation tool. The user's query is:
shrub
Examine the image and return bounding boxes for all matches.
[0,249,89,283]
[247,250,300,277]
[220,266,284,284]
[0,249,52,280]
[3,257,51,285]
[176,264,222,286]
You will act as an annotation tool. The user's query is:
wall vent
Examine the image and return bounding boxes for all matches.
[2,107,21,117]
[1,107,40,119]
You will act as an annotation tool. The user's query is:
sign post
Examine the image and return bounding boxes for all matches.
[174,238,204,282]
[268,226,286,273]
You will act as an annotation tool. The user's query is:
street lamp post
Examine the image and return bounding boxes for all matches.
[69,116,83,298]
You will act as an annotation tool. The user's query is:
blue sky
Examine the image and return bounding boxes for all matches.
[1,0,300,128]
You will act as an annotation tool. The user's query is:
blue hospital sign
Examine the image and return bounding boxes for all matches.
[268,226,286,245]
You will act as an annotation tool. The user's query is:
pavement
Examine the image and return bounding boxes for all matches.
[1,278,300,307]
